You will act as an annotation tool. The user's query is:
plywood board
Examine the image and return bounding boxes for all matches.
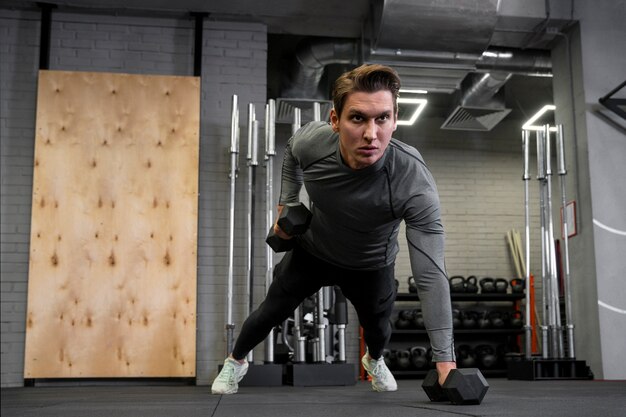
[24,70,200,378]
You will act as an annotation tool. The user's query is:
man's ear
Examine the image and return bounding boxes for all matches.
[330,108,339,132]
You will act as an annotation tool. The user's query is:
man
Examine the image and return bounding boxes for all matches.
[212,64,456,395]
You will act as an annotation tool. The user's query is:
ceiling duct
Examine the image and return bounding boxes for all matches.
[281,38,358,99]
[370,0,499,54]
[441,71,512,131]
[278,0,551,130]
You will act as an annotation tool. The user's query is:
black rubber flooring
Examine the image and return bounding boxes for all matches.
[2,379,625,417]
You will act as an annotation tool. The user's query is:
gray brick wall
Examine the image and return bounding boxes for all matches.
[0,8,267,387]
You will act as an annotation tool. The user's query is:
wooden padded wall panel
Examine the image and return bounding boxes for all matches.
[24,70,200,378]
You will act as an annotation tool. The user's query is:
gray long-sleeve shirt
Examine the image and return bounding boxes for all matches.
[279,121,455,362]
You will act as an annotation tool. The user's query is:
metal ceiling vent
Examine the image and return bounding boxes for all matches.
[441,72,512,131]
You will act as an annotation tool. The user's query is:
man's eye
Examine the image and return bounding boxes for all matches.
[351,115,363,122]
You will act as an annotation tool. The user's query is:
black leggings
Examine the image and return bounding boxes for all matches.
[232,244,397,361]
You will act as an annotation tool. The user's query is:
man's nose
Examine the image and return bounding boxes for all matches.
[363,120,377,142]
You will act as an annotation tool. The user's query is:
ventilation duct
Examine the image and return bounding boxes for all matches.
[441,71,512,131]
[279,0,552,129]
[370,0,499,54]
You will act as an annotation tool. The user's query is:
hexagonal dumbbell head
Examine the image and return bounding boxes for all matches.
[442,368,489,405]
[277,203,312,236]
[421,369,449,402]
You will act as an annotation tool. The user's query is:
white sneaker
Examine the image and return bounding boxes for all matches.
[211,357,249,394]
[361,353,398,392]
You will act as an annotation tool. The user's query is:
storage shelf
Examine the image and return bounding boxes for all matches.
[396,292,525,302]
[391,328,525,336]
[391,368,508,379]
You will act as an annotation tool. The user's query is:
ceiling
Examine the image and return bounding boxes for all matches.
[6,0,572,128]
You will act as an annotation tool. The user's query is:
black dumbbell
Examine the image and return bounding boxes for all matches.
[407,276,417,293]
[422,368,489,405]
[266,203,312,252]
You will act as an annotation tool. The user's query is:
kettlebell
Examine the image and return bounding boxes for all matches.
[510,278,525,294]
[383,349,395,370]
[475,344,497,369]
[509,310,523,328]
[478,311,491,329]
[409,346,428,370]
[461,310,478,329]
[452,309,462,329]
[457,344,477,368]
[395,310,412,329]
[495,278,509,294]
[488,310,505,328]
[412,310,425,329]
[395,349,411,369]
[465,275,479,293]
[479,277,496,293]
[449,275,466,293]
[407,276,417,293]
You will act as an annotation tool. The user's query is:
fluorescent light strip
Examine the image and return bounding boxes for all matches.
[397,98,428,126]
[399,88,428,94]
[523,104,558,131]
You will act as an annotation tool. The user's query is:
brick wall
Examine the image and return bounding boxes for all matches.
[0,8,267,387]
[2,7,542,388]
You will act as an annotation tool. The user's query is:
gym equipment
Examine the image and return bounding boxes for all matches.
[478,311,491,329]
[509,310,523,328]
[457,345,477,368]
[465,275,479,293]
[407,276,417,293]
[479,277,496,293]
[452,309,462,329]
[412,310,425,329]
[422,368,489,405]
[488,311,505,328]
[225,95,240,355]
[475,344,498,369]
[556,124,576,359]
[395,349,411,369]
[410,346,428,370]
[265,202,312,252]
[449,275,466,293]
[461,311,478,329]
[245,103,259,362]
[383,349,395,370]
[241,98,283,387]
[494,278,509,294]
[510,278,525,294]
[264,98,277,364]
[395,310,413,329]
[507,125,590,380]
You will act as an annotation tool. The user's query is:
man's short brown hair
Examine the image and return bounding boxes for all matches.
[332,64,401,118]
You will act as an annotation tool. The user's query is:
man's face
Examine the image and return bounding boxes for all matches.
[330,90,397,170]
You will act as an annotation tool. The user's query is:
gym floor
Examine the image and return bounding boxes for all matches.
[2,378,625,417]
